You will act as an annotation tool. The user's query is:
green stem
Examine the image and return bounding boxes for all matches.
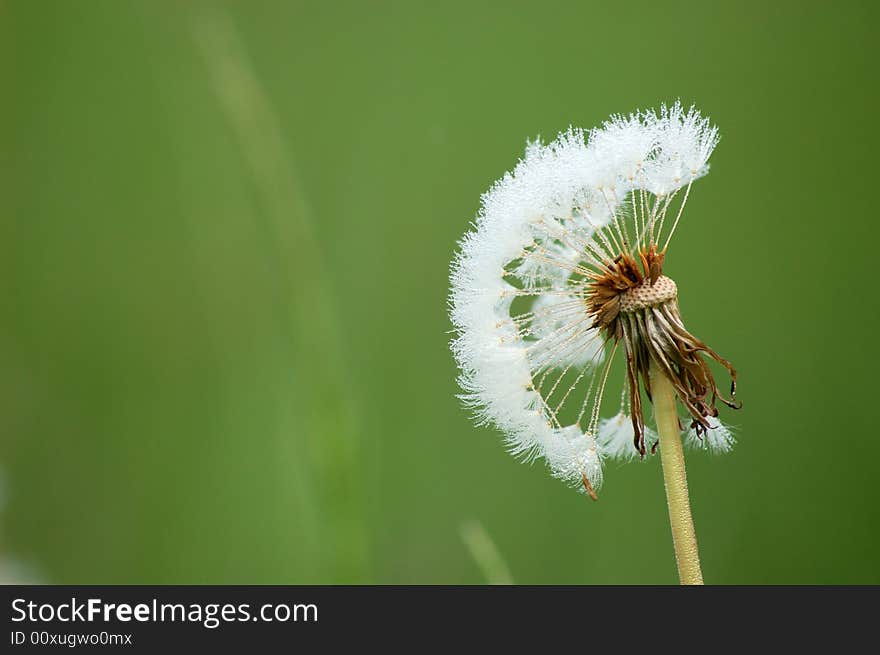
[651,361,704,585]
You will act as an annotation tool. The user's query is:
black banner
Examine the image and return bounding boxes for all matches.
[1,586,876,651]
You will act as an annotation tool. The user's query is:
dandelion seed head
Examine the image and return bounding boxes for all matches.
[449,101,738,494]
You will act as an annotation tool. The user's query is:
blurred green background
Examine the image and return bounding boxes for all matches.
[1,0,878,584]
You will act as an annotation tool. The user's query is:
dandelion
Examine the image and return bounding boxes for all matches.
[449,102,741,584]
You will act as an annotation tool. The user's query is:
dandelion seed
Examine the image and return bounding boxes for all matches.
[684,417,737,454]
[449,101,740,500]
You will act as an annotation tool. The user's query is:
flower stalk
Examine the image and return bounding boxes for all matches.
[652,360,704,585]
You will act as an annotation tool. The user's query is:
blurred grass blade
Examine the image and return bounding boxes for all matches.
[193,9,368,582]
[460,521,514,585]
